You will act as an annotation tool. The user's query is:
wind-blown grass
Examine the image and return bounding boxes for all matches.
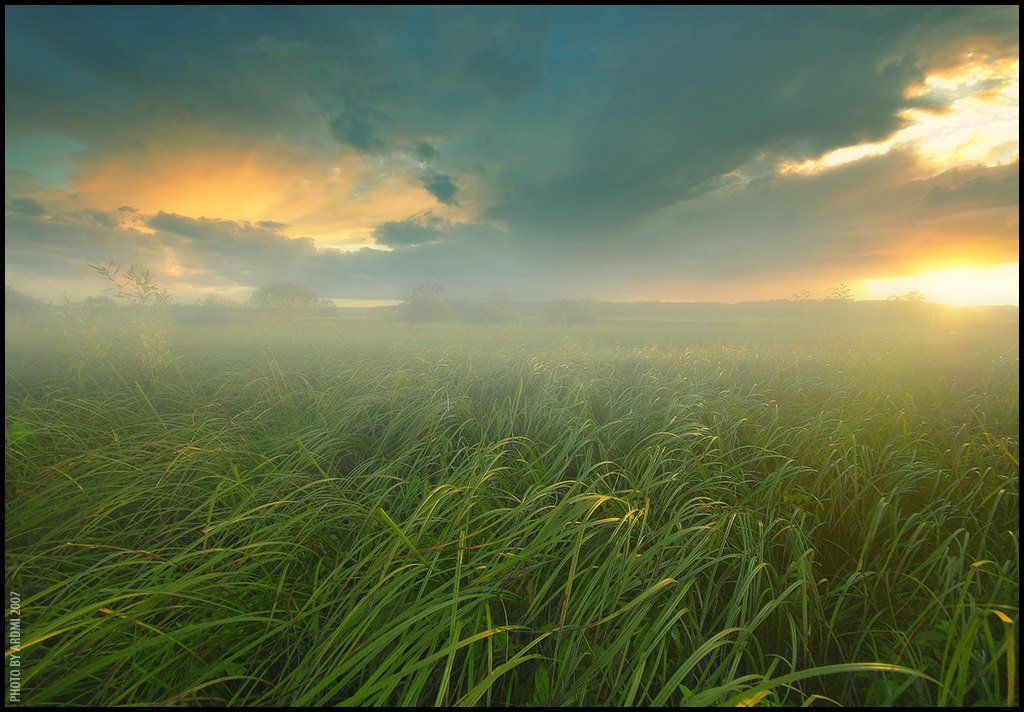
[4,311,1018,706]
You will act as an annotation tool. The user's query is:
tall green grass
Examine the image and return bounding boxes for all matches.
[4,312,1018,706]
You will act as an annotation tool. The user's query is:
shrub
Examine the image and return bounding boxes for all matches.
[248,282,325,309]
[542,298,599,325]
[398,283,452,322]
[449,292,516,324]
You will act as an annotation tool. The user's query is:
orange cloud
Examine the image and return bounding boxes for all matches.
[68,141,446,247]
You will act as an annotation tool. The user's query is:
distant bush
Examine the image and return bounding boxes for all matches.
[184,294,243,325]
[399,283,452,322]
[195,293,237,309]
[4,285,45,320]
[887,291,927,302]
[75,295,120,316]
[449,293,516,325]
[824,283,854,301]
[542,298,599,325]
[248,282,326,309]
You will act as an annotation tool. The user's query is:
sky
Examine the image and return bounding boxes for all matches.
[4,6,1020,305]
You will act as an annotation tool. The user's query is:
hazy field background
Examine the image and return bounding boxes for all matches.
[4,298,1019,706]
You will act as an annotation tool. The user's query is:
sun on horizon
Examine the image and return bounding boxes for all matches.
[858,262,1019,306]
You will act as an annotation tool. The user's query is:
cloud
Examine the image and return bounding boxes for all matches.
[4,7,1019,301]
[481,7,1018,235]
[50,142,438,247]
[5,202,513,299]
[7,197,48,217]
[330,111,386,154]
[373,213,449,248]
[925,161,1019,207]
[420,172,458,205]
[6,149,1016,303]
[414,142,437,161]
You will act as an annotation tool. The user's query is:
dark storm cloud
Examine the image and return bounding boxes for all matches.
[420,172,458,206]
[480,6,1017,233]
[9,7,1011,175]
[3,6,1019,298]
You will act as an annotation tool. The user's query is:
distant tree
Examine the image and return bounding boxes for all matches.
[790,290,811,301]
[887,291,927,302]
[399,283,452,322]
[248,282,324,309]
[824,283,854,301]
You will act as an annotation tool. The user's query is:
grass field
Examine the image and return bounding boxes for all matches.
[4,306,1019,706]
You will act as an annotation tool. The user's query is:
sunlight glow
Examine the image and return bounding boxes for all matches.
[72,144,440,247]
[858,262,1019,306]
[781,57,1019,175]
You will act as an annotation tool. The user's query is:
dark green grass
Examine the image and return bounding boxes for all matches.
[4,311,1018,706]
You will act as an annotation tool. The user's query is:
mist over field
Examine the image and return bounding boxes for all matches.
[4,5,1020,709]
[4,292,1019,706]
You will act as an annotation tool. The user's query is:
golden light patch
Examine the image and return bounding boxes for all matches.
[780,57,1019,175]
[904,57,1019,168]
[71,143,441,247]
[858,262,1019,306]
[778,141,893,175]
[328,298,403,308]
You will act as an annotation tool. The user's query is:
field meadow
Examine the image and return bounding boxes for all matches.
[4,302,1019,706]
